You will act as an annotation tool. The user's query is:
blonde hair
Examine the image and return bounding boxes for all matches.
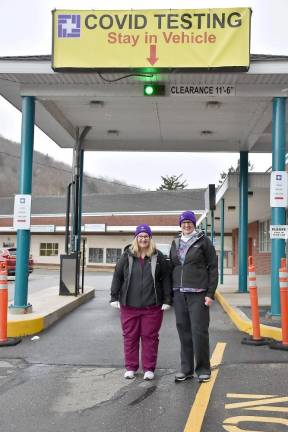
[131,237,156,257]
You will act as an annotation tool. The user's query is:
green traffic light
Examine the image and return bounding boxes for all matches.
[144,85,154,96]
[144,84,165,96]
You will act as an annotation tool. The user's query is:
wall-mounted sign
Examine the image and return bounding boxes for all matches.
[84,224,106,232]
[31,225,55,233]
[13,195,31,230]
[270,225,288,240]
[52,8,251,70]
[270,171,288,207]
[170,84,236,96]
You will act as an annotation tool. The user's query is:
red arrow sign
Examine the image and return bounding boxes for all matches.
[147,45,158,66]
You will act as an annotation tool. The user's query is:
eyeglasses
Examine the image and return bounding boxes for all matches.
[182,221,193,225]
[137,236,150,240]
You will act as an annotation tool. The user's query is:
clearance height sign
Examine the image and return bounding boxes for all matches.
[52,8,251,70]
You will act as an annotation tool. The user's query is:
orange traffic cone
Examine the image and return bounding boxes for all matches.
[242,256,269,346]
[270,258,288,351]
[0,262,21,346]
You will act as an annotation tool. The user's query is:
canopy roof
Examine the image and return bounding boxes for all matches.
[0,54,288,152]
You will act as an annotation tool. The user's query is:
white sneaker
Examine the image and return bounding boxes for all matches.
[144,371,154,380]
[124,370,135,379]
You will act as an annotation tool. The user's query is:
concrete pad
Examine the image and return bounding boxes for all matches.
[7,286,95,337]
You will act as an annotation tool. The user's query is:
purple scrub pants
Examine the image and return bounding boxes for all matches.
[120,305,164,372]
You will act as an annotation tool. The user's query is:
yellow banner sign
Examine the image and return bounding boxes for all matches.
[52,8,251,70]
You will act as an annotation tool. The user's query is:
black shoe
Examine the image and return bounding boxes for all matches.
[175,372,194,382]
[198,374,211,383]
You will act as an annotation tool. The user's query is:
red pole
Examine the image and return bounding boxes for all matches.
[0,262,8,342]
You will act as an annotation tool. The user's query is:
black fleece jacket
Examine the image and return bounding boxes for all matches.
[110,246,172,307]
[170,231,218,299]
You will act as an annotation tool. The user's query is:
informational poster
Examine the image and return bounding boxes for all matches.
[84,224,106,232]
[13,195,31,230]
[270,171,288,207]
[270,225,288,240]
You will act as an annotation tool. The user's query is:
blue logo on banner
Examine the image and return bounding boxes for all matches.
[58,15,81,38]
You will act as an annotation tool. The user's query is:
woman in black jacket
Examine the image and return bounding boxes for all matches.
[110,224,171,381]
[170,211,218,383]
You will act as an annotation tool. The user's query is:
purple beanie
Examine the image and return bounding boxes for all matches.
[179,211,197,227]
[135,224,152,237]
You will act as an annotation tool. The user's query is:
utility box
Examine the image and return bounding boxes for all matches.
[59,252,80,296]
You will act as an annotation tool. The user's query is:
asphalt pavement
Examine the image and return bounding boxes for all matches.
[1,271,288,432]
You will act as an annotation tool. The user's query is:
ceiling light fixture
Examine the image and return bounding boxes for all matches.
[107,129,119,136]
[89,100,104,107]
[206,101,222,109]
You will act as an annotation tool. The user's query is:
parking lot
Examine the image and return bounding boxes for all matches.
[7,268,112,301]
[1,269,288,431]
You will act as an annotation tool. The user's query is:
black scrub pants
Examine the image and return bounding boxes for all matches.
[173,290,211,377]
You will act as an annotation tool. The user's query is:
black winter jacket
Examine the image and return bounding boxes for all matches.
[110,246,172,307]
[170,231,218,299]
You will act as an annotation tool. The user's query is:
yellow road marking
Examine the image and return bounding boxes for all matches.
[247,406,288,412]
[223,415,288,431]
[183,342,226,432]
[227,394,276,399]
[225,396,288,410]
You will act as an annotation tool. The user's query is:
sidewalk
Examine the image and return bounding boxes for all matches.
[216,274,283,341]
[7,286,95,337]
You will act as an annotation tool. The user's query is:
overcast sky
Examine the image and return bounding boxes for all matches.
[1,0,286,189]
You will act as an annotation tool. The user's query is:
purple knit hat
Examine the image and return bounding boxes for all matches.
[135,224,152,237]
[179,211,197,227]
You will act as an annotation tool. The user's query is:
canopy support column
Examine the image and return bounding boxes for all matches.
[71,127,90,254]
[271,97,286,316]
[238,151,248,293]
[220,198,225,284]
[12,96,35,313]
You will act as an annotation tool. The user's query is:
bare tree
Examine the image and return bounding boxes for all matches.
[217,159,254,187]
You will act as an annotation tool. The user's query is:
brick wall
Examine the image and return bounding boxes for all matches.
[232,221,271,275]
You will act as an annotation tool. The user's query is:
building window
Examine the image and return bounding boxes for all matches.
[89,248,103,263]
[259,220,271,253]
[106,248,122,263]
[40,242,59,256]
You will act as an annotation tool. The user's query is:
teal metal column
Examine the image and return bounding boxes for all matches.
[238,151,248,293]
[71,130,79,253]
[77,149,84,252]
[271,97,286,316]
[13,96,35,310]
[211,210,215,244]
[220,198,225,284]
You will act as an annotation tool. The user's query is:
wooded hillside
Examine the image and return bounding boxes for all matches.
[0,136,142,197]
